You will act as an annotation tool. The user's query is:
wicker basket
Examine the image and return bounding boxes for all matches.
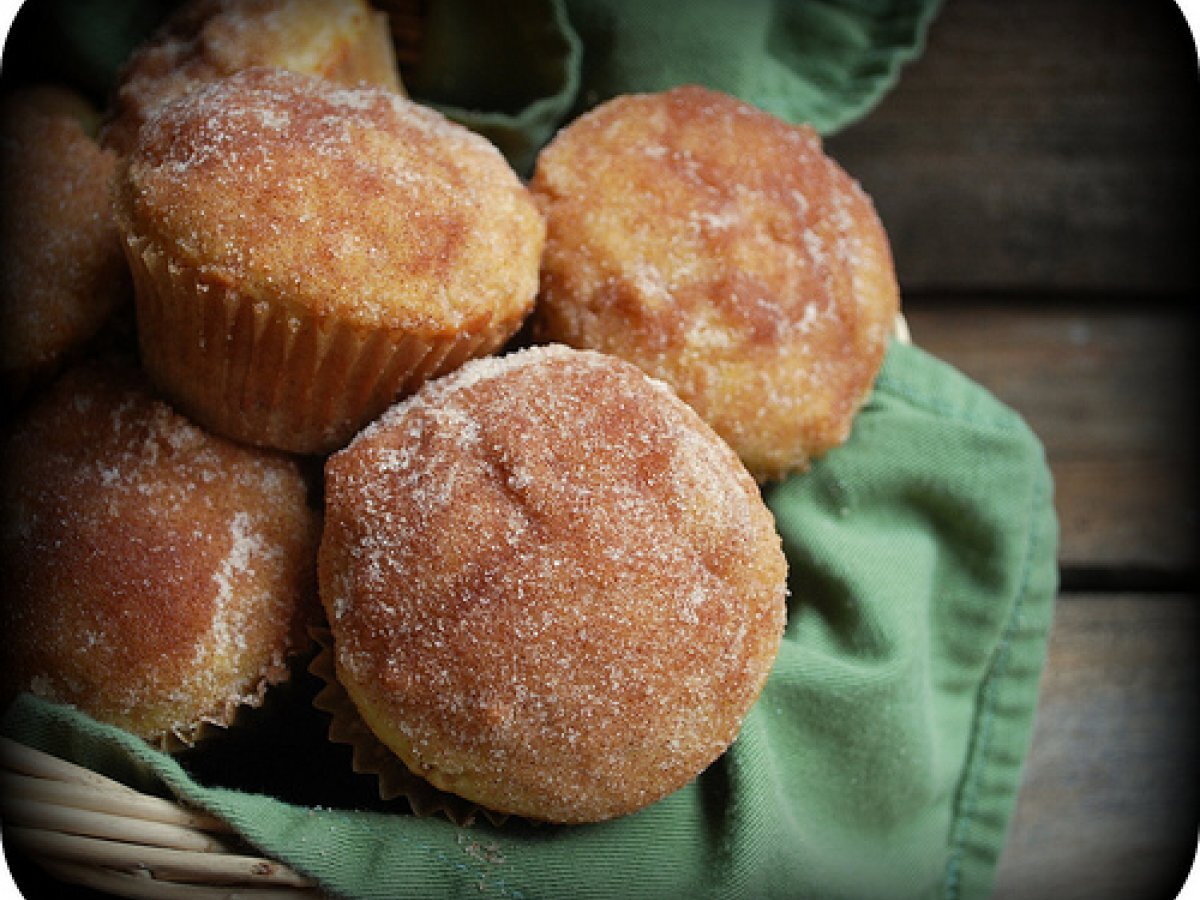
[0,737,323,899]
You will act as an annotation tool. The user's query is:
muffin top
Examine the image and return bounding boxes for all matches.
[114,67,544,337]
[0,358,321,746]
[530,85,899,480]
[0,88,128,397]
[101,0,402,155]
[320,344,788,822]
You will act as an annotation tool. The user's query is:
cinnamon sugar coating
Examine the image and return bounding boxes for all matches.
[320,345,787,823]
[116,66,540,332]
[101,0,403,155]
[1,88,129,402]
[113,67,545,453]
[0,359,321,747]
[530,85,900,481]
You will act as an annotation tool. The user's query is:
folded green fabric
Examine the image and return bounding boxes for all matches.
[399,0,582,177]
[20,0,941,175]
[409,0,944,173]
[2,341,1058,900]
[563,0,943,131]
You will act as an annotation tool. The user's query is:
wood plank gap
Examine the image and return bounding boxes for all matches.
[994,592,1199,900]
[1057,567,1198,595]
[900,290,1200,310]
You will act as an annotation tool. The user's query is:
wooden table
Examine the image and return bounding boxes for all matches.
[827,0,1199,895]
[2,1,1197,898]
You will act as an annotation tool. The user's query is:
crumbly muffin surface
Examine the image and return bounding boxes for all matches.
[115,67,543,337]
[0,89,128,396]
[101,0,403,155]
[531,85,899,480]
[0,360,320,745]
[321,345,787,822]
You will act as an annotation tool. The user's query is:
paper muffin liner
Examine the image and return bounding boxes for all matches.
[309,627,506,827]
[152,651,298,754]
[125,234,518,455]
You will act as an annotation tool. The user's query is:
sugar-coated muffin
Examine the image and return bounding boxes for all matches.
[0,358,321,748]
[530,85,900,481]
[319,344,788,823]
[101,0,403,155]
[0,87,129,404]
[113,67,545,454]
[4,84,102,134]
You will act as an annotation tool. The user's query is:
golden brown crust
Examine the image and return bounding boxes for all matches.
[0,88,130,401]
[100,0,403,156]
[113,66,544,453]
[319,345,787,823]
[0,359,321,747]
[530,85,900,481]
[116,66,540,333]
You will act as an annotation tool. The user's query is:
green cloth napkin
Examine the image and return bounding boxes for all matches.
[10,0,942,174]
[561,0,943,130]
[401,0,944,173]
[2,341,1058,900]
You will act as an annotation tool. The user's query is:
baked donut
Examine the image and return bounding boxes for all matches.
[530,85,900,481]
[319,344,788,823]
[0,358,321,747]
[100,0,403,155]
[0,87,129,404]
[113,66,545,454]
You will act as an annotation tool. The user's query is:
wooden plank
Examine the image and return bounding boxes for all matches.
[1052,459,1196,575]
[826,0,1200,294]
[906,303,1189,458]
[904,302,1197,571]
[993,594,1200,900]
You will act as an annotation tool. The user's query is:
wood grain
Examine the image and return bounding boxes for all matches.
[992,595,1199,900]
[826,0,1200,294]
[852,8,1200,893]
[905,302,1197,571]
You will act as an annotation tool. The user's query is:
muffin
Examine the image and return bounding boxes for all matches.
[530,85,900,481]
[100,0,403,155]
[0,358,321,748]
[4,84,102,134]
[0,87,130,405]
[113,66,545,454]
[319,344,788,823]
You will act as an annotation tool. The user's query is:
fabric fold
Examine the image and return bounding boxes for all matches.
[28,0,942,174]
[2,342,1058,899]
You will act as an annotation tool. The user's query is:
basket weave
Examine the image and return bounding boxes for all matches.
[0,737,323,899]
